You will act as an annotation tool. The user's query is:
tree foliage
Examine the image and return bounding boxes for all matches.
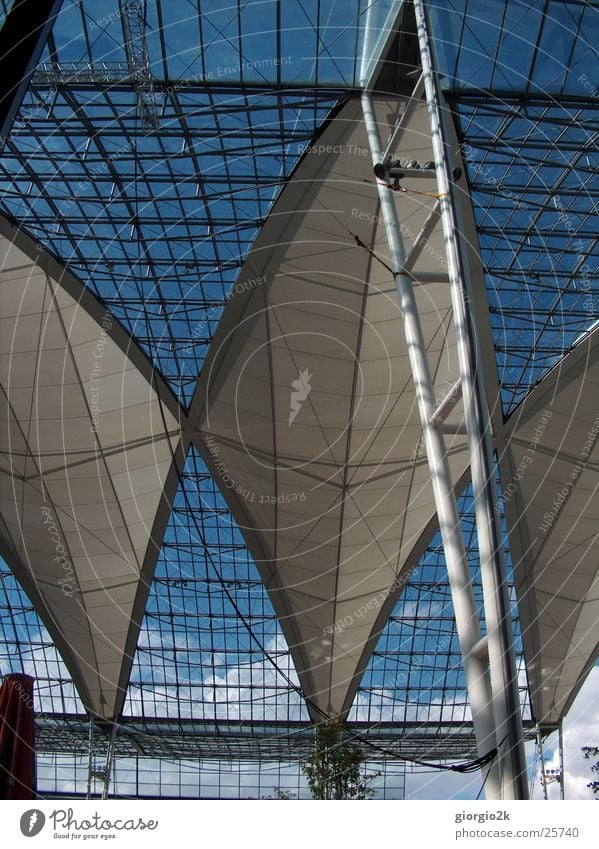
[263,787,297,799]
[301,715,378,800]
[582,746,599,797]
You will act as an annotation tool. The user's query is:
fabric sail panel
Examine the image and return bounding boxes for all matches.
[189,95,484,719]
[0,218,183,720]
[501,326,599,727]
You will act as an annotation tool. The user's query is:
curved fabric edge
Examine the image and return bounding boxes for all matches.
[499,325,599,726]
[0,214,188,719]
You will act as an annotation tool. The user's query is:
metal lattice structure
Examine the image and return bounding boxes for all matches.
[430,0,598,410]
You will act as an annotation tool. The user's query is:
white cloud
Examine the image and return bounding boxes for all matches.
[529,665,599,801]
[200,635,305,721]
[124,632,307,721]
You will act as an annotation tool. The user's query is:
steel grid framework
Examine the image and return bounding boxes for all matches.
[34,749,407,800]
[426,0,598,411]
[452,96,598,411]
[34,715,479,762]
[0,81,343,404]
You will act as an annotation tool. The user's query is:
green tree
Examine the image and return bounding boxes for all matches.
[263,787,297,799]
[582,746,599,797]
[301,715,378,799]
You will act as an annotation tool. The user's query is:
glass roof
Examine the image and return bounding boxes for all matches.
[1,0,593,412]
[123,445,308,723]
[0,569,83,715]
[430,0,599,98]
[456,100,597,409]
[0,0,405,406]
[0,83,340,404]
[0,445,307,723]
[430,0,598,410]
[0,474,528,789]
[41,0,400,88]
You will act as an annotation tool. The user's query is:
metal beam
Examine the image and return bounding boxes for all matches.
[382,74,425,161]
[30,63,353,94]
[34,714,482,761]
[430,378,463,426]
[0,0,64,145]
[413,0,528,799]
[448,90,599,108]
[404,198,441,272]
[121,0,158,129]
[536,726,549,800]
[86,716,94,800]
[361,89,501,799]
[559,720,565,800]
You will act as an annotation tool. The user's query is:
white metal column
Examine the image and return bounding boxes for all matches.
[86,715,94,799]
[101,722,118,799]
[559,721,565,800]
[536,726,549,800]
[412,0,528,799]
[361,90,501,800]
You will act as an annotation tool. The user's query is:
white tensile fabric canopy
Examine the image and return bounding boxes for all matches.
[188,96,485,719]
[0,218,183,719]
[500,326,599,727]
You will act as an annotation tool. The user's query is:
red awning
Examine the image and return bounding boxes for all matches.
[0,673,36,799]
